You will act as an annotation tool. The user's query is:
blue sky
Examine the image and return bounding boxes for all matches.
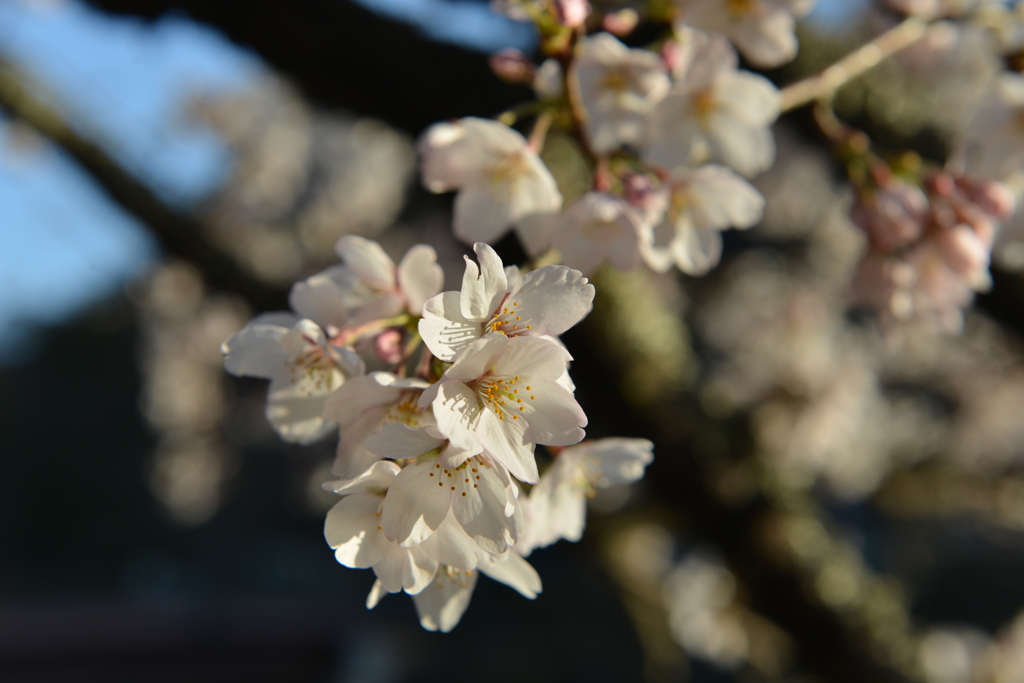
[0,0,858,361]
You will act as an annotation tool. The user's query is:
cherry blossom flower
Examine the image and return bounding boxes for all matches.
[222,316,364,444]
[419,242,595,362]
[410,551,541,632]
[420,334,587,484]
[325,459,541,632]
[324,461,439,596]
[645,30,780,178]
[553,191,647,275]
[673,0,817,68]
[362,422,523,553]
[289,236,443,331]
[418,117,562,245]
[524,438,653,552]
[569,32,670,155]
[322,371,433,478]
[641,165,765,275]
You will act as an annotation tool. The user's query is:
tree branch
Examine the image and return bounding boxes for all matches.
[0,60,287,311]
[780,16,929,113]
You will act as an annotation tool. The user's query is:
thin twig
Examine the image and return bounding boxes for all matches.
[780,16,929,113]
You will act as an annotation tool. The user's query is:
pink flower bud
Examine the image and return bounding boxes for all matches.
[555,0,590,27]
[852,182,928,252]
[489,48,536,84]
[960,178,1016,220]
[935,224,990,276]
[661,39,684,76]
[375,328,404,365]
[603,9,639,36]
[925,172,957,197]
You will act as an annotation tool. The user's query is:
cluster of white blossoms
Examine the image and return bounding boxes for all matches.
[222,236,653,631]
[420,15,785,279]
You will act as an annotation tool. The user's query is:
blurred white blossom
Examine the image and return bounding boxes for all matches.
[673,0,816,68]
[645,30,780,177]
[418,117,562,246]
[570,32,670,154]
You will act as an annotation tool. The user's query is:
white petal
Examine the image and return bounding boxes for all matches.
[588,438,654,486]
[452,460,520,553]
[366,579,387,609]
[335,235,396,289]
[507,265,595,338]
[420,512,481,570]
[479,553,542,599]
[492,335,573,383]
[672,221,723,276]
[397,245,444,316]
[221,323,289,379]
[733,9,798,68]
[323,459,401,495]
[460,243,508,321]
[266,373,336,444]
[453,184,518,245]
[418,121,493,192]
[322,373,407,426]
[372,543,438,595]
[508,157,562,218]
[716,72,781,128]
[706,111,776,178]
[325,495,388,569]
[520,382,587,447]
[418,291,482,362]
[365,422,445,459]
[681,165,765,230]
[412,568,479,632]
[288,266,355,331]
[514,212,561,258]
[380,453,452,545]
[440,333,508,383]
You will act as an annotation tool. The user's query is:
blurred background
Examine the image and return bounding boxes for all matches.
[7,0,1024,681]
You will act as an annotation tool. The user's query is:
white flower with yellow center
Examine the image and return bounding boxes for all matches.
[420,334,587,484]
[322,372,434,478]
[222,317,364,444]
[325,460,541,633]
[524,438,654,552]
[418,117,562,245]
[642,165,765,275]
[553,192,647,276]
[570,32,670,155]
[673,0,817,68]
[644,30,780,178]
[288,236,444,332]
[324,461,441,596]
[419,242,595,362]
[365,422,522,553]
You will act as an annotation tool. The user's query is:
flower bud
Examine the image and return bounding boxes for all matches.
[935,224,990,276]
[533,58,564,101]
[489,48,536,84]
[603,9,639,36]
[554,0,590,28]
[375,328,404,365]
[851,181,928,252]
[959,177,1016,220]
